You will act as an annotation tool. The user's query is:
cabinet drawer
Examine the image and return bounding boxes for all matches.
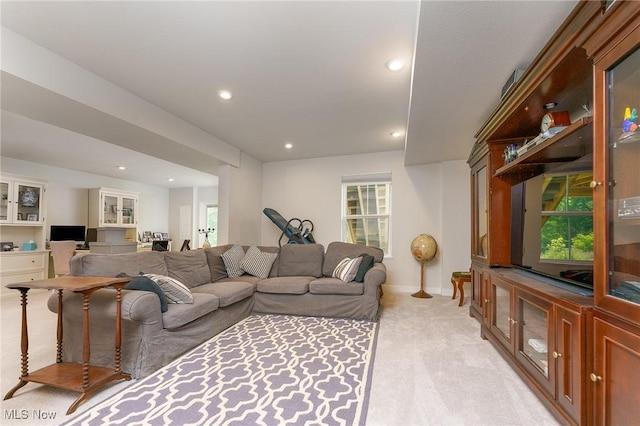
[0,270,46,286]
[0,252,46,272]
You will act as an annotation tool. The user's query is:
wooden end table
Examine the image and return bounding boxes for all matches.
[3,276,131,415]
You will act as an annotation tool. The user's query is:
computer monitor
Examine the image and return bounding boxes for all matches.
[50,225,86,243]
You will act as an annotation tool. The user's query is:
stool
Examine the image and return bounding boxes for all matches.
[451,271,472,307]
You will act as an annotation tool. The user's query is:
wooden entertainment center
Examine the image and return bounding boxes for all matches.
[468,2,639,425]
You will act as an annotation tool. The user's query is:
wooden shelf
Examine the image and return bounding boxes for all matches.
[24,362,128,393]
[495,116,593,181]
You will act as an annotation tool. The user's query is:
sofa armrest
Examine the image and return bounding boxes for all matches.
[363,263,386,294]
[47,288,163,325]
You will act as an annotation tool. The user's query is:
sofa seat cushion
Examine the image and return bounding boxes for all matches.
[217,275,261,287]
[162,293,219,330]
[257,276,313,294]
[191,281,254,307]
[309,278,364,295]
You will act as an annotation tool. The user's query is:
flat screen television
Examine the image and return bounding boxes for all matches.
[50,225,86,243]
[510,155,594,294]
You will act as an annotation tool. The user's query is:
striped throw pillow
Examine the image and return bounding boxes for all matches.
[241,245,278,279]
[332,257,363,282]
[143,274,193,304]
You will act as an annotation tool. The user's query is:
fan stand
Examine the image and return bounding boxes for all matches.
[412,261,433,298]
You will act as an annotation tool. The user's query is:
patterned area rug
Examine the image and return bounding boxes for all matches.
[63,314,379,426]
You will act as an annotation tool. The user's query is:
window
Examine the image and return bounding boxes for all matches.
[341,173,391,255]
[540,172,593,261]
[206,205,218,247]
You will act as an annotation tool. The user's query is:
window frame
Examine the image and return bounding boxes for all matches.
[340,180,392,256]
[205,204,218,247]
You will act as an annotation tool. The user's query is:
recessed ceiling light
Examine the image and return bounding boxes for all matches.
[390,130,404,138]
[386,59,404,71]
[167,178,174,182]
[117,165,127,170]
[284,143,293,149]
[218,90,233,100]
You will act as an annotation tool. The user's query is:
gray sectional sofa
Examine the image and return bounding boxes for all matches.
[47,242,386,378]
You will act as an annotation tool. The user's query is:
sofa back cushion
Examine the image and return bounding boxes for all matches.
[205,244,234,282]
[70,251,168,277]
[163,249,212,288]
[278,244,324,278]
[322,242,384,277]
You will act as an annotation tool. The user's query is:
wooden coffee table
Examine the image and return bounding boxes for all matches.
[3,276,131,414]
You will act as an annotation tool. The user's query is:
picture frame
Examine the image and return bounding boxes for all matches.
[161,232,169,240]
[1,241,14,252]
[27,214,38,221]
[153,232,163,240]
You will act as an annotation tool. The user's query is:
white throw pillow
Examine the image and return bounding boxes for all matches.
[221,244,245,278]
[241,245,278,279]
[143,274,193,304]
[332,257,363,282]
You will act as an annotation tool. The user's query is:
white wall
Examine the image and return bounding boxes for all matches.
[218,152,263,246]
[262,151,471,295]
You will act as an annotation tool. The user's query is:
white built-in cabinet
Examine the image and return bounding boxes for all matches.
[0,174,48,294]
[88,188,139,242]
[89,188,138,228]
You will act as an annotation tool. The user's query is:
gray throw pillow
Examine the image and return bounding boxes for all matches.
[221,244,245,278]
[241,245,278,279]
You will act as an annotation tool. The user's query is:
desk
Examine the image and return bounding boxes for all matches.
[451,271,472,307]
[3,276,131,414]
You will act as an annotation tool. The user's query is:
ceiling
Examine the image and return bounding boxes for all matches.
[0,1,578,188]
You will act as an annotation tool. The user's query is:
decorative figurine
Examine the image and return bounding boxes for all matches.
[620,107,639,142]
[622,107,638,132]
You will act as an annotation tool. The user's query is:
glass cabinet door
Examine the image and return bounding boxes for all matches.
[102,194,118,225]
[606,45,640,305]
[122,196,136,225]
[491,277,513,351]
[0,180,9,222]
[473,165,488,258]
[15,183,42,223]
[516,290,554,396]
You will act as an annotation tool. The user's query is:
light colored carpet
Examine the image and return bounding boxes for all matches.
[0,288,560,425]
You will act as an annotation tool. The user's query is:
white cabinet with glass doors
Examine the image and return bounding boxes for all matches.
[89,188,139,228]
[0,175,46,225]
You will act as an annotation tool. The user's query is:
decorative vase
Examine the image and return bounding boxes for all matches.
[21,188,38,207]
[202,237,211,249]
